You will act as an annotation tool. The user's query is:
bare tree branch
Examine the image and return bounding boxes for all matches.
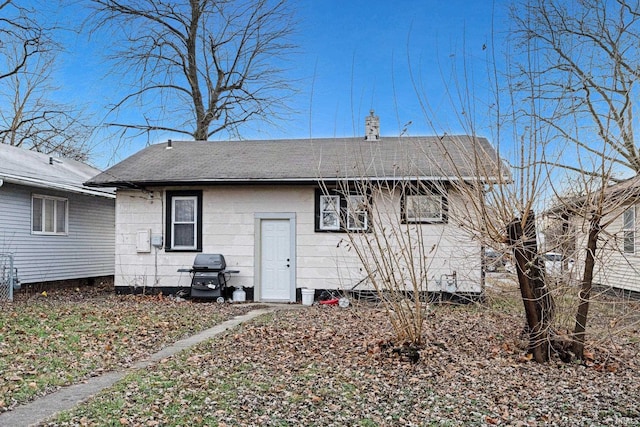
[511,0,640,174]
[87,0,297,142]
[0,1,95,161]
[0,2,46,80]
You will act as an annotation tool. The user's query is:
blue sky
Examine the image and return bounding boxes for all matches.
[293,1,502,138]
[43,1,507,169]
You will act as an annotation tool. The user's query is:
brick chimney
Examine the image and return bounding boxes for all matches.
[365,110,379,141]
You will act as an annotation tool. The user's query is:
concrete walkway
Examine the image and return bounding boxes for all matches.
[0,305,290,427]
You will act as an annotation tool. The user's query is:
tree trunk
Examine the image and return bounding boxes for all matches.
[572,213,600,359]
[507,213,552,363]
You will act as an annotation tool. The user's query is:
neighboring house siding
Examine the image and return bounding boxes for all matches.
[590,204,640,293]
[0,182,115,284]
[113,185,482,295]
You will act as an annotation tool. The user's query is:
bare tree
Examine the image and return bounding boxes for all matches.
[331,179,435,351]
[424,0,640,363]
[88,0,297,141]
[402,0,635,362]
[321,129,504,360]
[510,0,640,177]
[407,21,562,361]
[0,49,95,160]
[0,1,45,81]
[0,1,95,160]
[509,0,640,359]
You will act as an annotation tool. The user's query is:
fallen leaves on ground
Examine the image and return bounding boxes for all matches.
[0,283,256,411]
[48,298,640,426]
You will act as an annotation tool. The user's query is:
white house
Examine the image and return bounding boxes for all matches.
[0,144,115,292]
[86,113,502,302]
[546,175,640,295]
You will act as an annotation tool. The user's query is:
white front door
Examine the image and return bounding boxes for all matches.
[260,219,293,301]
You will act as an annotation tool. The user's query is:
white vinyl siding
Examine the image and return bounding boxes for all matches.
[0,183,115,284]
[584,204,640,293]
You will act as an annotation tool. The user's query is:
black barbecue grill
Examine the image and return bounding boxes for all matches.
[178,254,239,301]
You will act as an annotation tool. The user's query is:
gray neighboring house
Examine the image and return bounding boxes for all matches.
[0,143,115,286]
[86,113,504,301]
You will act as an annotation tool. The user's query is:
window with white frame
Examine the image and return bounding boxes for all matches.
[315,189,370,232]
[346,195,368,230]
[623,206,635,254]
[32,195,67,234]
[319,195,340,230]
[165,190,202,251]
[402,185,448,224]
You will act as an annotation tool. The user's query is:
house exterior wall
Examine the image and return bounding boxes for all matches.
[113,184,483,297]
[584,203,640,293]
[0,182,115,283]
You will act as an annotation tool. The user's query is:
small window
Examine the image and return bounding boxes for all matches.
[402,185,448,224]
[347,195,368,230]
[544,253,562,262]
[319,195,340,230]
[165,190,202,251]
[623,206,635,254]
[315,189,370,232]
[32,195,67,235]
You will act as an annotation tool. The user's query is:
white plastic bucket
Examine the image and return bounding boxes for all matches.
[232,287,246,302]
[301,288,315,306]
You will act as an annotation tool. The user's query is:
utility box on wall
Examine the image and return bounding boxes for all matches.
[151,234,163,248]
[136,229,151,253]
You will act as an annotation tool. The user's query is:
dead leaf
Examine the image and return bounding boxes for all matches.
[607,363,619,373]
[485,415,500,424]
[517,353,533,363]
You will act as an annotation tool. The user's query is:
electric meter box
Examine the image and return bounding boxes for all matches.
[151,235,164,248]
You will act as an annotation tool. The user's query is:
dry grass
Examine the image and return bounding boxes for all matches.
[43,280,640,426]
[0,283,256,411]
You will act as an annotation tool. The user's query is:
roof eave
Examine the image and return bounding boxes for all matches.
[85,174,508,189]
[1,174,116,199]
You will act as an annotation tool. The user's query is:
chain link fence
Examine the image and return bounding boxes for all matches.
[0,253,19,302]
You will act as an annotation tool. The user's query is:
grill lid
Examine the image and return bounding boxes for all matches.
[192,253,226,270]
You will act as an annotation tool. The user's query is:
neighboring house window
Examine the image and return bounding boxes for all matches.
[623,206,635,254]
[315,189,370,232]
[401,184,448,224]
[32,194,67,235]
[165,190,202,251]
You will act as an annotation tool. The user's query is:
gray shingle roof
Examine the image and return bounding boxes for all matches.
[86,135,504,188]
[545,174,640,217]
[0,143,114,197]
